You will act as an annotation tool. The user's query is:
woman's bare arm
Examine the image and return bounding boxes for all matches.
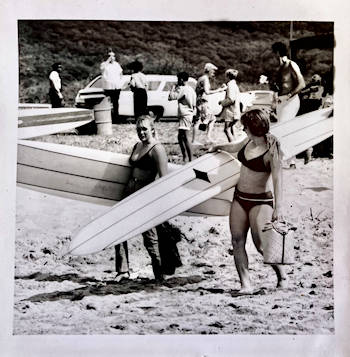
[270,153,283,221]
[151,144,169,177]
[209,136,248,154]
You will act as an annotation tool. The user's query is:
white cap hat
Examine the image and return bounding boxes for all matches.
[204,63,218,72]
[225,68,239,77]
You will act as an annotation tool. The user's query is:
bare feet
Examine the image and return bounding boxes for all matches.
[237,287,256,295]
[114,272,130,282]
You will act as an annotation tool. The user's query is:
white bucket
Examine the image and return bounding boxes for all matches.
[261,222,296,265]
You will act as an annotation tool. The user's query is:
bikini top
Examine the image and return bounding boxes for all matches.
[129,142,159,174]
[237,141,271,172]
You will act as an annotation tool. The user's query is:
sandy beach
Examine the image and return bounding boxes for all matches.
[14,153,333,335]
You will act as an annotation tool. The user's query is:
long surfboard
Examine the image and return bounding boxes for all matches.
[271,107,333,159]
[68,150,241,255]
[67,107,333,255]
[18,107,94,139]
[17,140,233,216]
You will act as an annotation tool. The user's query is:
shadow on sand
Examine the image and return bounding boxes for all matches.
[16,272,212,303]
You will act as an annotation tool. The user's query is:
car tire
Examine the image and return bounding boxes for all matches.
[147,106,164,122]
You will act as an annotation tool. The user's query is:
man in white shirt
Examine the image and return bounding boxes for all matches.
[100,50,123,122]
[48,63,63,108]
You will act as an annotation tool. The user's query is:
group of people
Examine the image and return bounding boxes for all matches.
[50,42,330,293]
[168,62,244,163]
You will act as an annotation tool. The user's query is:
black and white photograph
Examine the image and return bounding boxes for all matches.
[1,0,349,356]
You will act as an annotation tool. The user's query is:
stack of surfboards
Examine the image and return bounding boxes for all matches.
[18,107,94,139]
[16,107,333,255]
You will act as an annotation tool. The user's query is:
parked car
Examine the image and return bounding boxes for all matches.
[75,74,196,120]
[74,74,273,121]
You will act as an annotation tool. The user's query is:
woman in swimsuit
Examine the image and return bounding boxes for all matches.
[210,108,287,294]
[114,115,175,282]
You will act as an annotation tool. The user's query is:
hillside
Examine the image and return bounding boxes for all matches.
[18,20,333,105]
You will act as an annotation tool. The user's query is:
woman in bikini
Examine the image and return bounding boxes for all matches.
[114,115,181,282]
[210,108,287,294]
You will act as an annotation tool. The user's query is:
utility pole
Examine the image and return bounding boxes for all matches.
[289,21,294,58]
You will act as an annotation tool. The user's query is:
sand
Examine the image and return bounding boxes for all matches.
[14,156,333,335]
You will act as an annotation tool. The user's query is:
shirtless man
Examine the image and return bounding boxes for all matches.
[272,42,305,168]
[272,42,305,122]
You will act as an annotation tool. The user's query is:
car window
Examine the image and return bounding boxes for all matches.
[91,78,102,88]
[148,81,161,91]
[163,81,177,91]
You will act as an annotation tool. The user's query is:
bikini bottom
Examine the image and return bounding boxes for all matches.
[234,188,273,214]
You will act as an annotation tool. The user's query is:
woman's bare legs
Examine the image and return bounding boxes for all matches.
[249,204,288,288]
[224,121,235,142]
[229,200,251,292]
[206,120,216,143]
[192,123,202,145]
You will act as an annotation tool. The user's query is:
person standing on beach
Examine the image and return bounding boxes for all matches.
[100,49,123,122]
[209,109,287,294]
[193,62,226,145]
[129,60,148,118]
[219,69,242,142]
[48,62,64,108]
[299,74,325,164]
[114,115,182,282]
[272,42,305,168]
[168,71,197,162]
[299,74,324,114]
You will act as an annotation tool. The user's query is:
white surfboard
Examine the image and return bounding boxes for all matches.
[17,140,233,216]
[68,151,241,255]
[18,107,94,139]
[271,107,333,159]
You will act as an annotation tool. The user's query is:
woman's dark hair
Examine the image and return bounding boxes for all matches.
[132,60,143,72]
[177,71,189,82]
[272,42,288,57]
[52,62,61,71]
[241,109,270,137]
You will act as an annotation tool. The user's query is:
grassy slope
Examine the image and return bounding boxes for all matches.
[18,20,333,105]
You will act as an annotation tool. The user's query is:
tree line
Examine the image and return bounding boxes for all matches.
[18,20,333,105]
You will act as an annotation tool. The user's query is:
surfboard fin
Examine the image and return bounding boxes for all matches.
[193,169,211,183]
